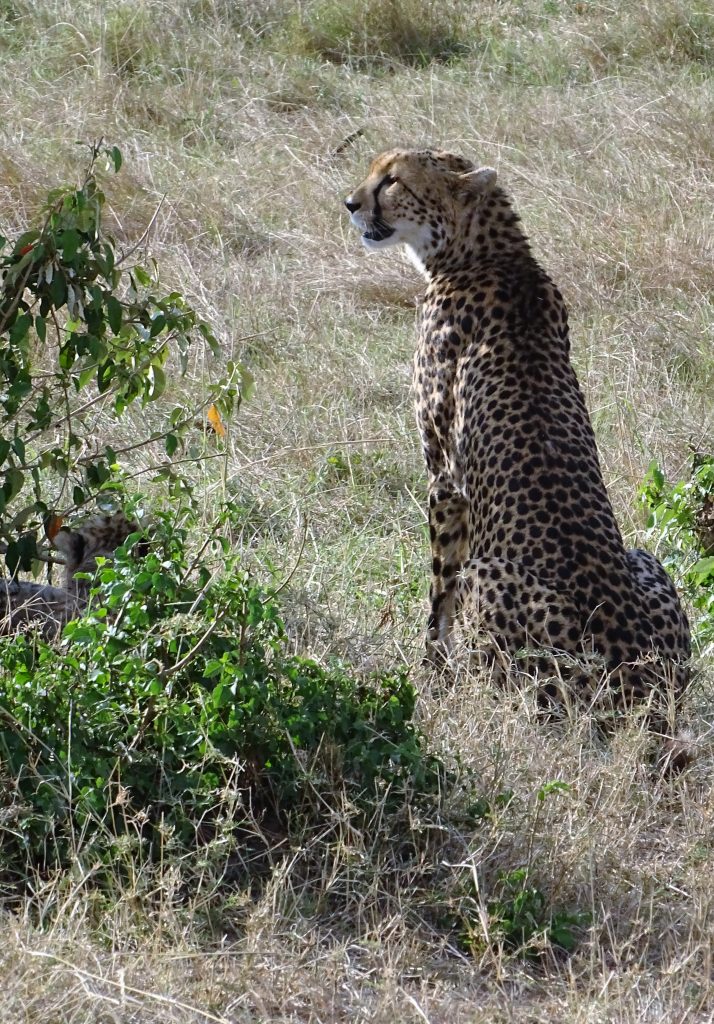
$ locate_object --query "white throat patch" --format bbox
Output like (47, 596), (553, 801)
(404, 244), (428, 278)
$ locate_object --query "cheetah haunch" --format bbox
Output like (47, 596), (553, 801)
(345, 148), (690, 749)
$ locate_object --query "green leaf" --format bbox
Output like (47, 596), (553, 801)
(5, 533), (38, 575)
(59, 229), (81, 261)
(9, 312), (32, 347)
(106, 295), (123, 335)
(49, 273), (67, 308)
(147, 364), (166, 402)
(549, 923), (576, 951)
(198, 321), (221, 357)
(4, 249), (35, 283)
(78, 366), (96, 389)
(59, 338), (76, 371)
(537, 780), (572, 801)
(111, 146), (123, 173)
(133, 265), (151, 288)
(34, 315), (47, 343)
(101, 242), (115, 276)
(29, 394), (51, 430)
(4, 467), (24, 502)
(13, 230), (40, 255)
(691, 556), (714, 581)
(97, 361), (114, 393)
(149, 314), (166, 338)
(165, 433), (179, 457)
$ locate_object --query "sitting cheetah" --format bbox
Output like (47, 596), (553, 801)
(0, 512), (139, 634)
(345, 148), (690, 753)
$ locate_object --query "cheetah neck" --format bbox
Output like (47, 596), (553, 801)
(411, 189), (533, 281)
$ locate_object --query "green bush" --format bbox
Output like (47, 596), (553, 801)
(0, 507), (441, 882)
(641, 455), (714, 645)
(459, 784), (590, 958)
(482, 867), (589, 956)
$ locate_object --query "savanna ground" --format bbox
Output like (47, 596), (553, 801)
(1, 0), (713, 1020)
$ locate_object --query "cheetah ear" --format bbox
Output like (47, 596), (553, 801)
(457, 166), (498, 195)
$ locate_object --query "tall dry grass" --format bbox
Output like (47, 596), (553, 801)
(0, 0), (712, 1020)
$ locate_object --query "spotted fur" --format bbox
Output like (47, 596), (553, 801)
(53, 511), (139, 594)
(345, 148), (690, 749)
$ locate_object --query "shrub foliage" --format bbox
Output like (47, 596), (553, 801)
(0, 150), (437, 887)
(641, 455), (714, 646)
(0, 507), (440, 881)
(0, 141), (243, 575)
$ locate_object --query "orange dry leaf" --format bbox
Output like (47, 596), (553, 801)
(207, 404), (227, 438)
(44, 513), (64, 541)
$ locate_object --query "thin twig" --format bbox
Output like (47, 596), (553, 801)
(181, 515), (228, 588)
(115, 193), (167, 267)
(267, 511), (308, 601)
(157, 611), (227, 682)
(117, 451), (229, 485)
(224, 436), (400, 481)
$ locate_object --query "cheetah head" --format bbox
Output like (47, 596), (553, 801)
(344, 148), (497, 267)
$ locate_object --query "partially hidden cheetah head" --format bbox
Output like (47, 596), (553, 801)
(53, 511), (141, 590)
(344, 148), (497, 266)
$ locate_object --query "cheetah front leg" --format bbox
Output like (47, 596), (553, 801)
(425, 474), (469, 666)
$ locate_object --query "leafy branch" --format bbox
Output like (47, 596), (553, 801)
(0, 141), (250, 575)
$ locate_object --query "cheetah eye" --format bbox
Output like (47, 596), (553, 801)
(383, 174), (398, 186)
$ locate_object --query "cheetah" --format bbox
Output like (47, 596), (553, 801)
(0, 512), (139, 634)
(345, 148), (690, 755)
(53, 511), (139, 597)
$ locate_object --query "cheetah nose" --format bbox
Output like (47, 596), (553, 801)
(344, 198), (361, 213)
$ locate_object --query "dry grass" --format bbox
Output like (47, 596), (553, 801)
(0, 0), (713, 1020)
